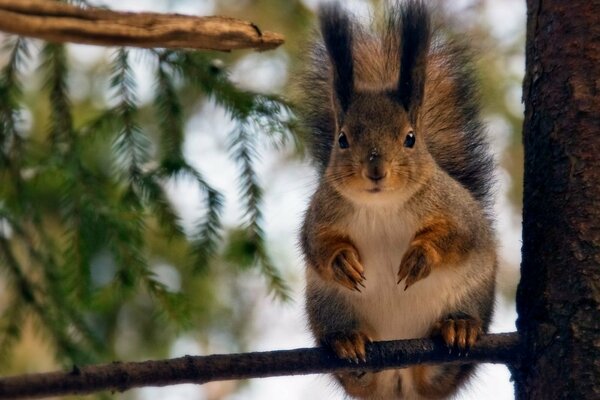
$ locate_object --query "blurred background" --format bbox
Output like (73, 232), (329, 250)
(0, 0), (525, 399)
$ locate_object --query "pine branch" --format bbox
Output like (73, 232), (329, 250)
(0, 6), (295, 370)
(10, 220), (105, 358)
(154, 60), (184, 162)
(105, 48), (194, 327)
(229, 123), (290, 300)
(158, 52), (295, 288)
(164, 51), (256, 117)
(0, 237), (93, 364)
(0, 297), (23, 369)
(60, 186), (93, 304)
(0, 237), (37, 311)
(0, 38), (26, 147)
(139, 172), (185, 239)
(144, 275), (191, 326)
(0, 0), (284, 51)
(40, 40), (107, 341)
(190, 187), (223, 272)
(250, 96), (297, 150)
(0, 333), (521, 400)
(0, 37), (28, 178)
(156, 161), (224, 273)
(41, 42), (72, 146)
(110, 48), (149, 181)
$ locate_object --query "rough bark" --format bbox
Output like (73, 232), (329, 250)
(515, 1), (600, 399)
(0, 0), (283, 51)
(0, 333), (519, 399)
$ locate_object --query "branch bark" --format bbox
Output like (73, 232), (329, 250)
(0, 0), (284, 51)
(0, 332), (519, 399)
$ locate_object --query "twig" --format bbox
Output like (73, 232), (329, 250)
(0, 0), (284, 51)
(0, 332), (520, 399)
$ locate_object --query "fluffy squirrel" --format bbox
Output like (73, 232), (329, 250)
(297, 1), (497, 399)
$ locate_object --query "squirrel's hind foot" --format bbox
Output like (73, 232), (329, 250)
(431, 314), (482, 350)
(324, 330), (372, 363)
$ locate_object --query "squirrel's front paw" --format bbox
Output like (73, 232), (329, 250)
(327, 246), (365, 292)
(397, 245), (432, 290)
(325, 331), (372, 363)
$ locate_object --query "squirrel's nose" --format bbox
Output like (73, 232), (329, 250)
(365, 164), (387, 182)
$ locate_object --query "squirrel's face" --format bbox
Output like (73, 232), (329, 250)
(325, 92), (434, 205)
(318, 1), (433, 205)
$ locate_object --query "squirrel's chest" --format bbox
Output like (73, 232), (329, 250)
(344, 208), (454, 341)
(346, 207), (414, 278)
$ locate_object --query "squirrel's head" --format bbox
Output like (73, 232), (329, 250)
(319, 2), (434, 205)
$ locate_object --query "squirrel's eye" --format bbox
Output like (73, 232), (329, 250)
(338, 132), (350, 149)
(404, 131), (415, 148)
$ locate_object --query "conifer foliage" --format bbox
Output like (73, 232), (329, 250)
(0, 31), (294, 368)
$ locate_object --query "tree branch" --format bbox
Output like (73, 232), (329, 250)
(0, 332), (520, 399)
(0, 0), (284, 51)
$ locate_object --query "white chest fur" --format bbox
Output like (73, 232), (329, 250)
(342, 204), (467, 341)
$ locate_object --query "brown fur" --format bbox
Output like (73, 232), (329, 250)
(311, 228), (365, 291)
(298, 2), (497, 399)
(295, 4), (494, 206)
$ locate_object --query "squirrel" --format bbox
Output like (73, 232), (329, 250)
(297, 1), (497, 399)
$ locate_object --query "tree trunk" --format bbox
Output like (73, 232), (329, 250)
(516, 1), (600, 399)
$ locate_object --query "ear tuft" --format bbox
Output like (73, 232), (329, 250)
(395, 0), (431, 121)
(319, 4), (354, 113)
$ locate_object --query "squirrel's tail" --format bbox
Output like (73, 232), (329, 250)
(296, 0), (495, 210)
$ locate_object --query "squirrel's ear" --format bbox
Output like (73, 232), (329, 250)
(395, 1), (430, 123)
(319, 4), (354, 113)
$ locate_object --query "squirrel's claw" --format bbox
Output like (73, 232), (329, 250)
(432, 315), (482, 351)
(331, 246), (366, 291)
(326, 331), (371, 363)
(397, 244), (432, 289)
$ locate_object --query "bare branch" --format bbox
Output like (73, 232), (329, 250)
(0, 0), (284, 51)
(0, 332), (520, 399)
